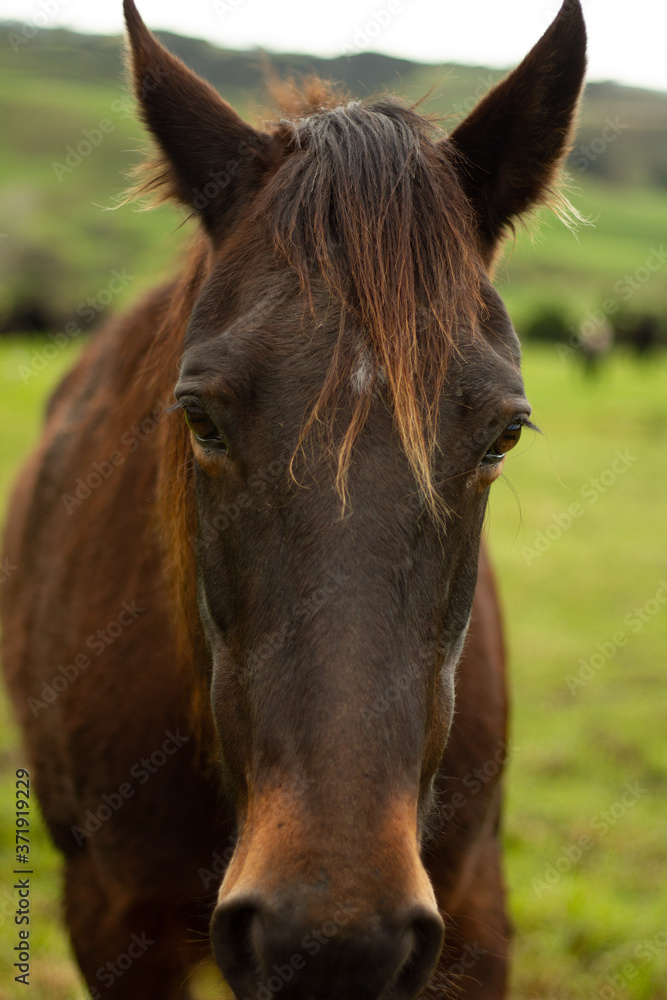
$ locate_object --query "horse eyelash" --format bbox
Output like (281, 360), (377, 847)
(516, 415), (541, 435)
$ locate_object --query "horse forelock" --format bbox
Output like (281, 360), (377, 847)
(257, 94), (485, 514)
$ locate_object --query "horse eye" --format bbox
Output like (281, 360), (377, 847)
(183, 405), (227, 451)
(480, 420), (523, 466)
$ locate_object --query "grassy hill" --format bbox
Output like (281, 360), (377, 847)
(1, 23), (667, 341)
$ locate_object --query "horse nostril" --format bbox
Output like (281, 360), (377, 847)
(210, 898), (263, 993)
(394, 907), (445, 999)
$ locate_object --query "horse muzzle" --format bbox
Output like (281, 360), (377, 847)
(211, 891), (444, 1000)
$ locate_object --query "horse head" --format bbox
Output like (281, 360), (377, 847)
(123, 3), (586, 996)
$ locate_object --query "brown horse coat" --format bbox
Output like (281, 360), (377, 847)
(1, 2), (586, 997)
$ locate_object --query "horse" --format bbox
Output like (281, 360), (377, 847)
(1, 1), (586, 997)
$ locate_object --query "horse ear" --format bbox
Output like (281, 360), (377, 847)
(450, 0), (586, 262)
(123, 0), (279, 239)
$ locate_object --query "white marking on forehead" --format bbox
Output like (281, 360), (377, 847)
(350, 342), (387, 395)
(351, 346), (374, 395)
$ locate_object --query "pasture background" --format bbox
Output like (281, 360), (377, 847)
(1, 18), (667, 1000)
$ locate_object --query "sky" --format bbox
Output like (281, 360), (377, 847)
(3, 0), (667, 93)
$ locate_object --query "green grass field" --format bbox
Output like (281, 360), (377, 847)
(0, 334), (665, 999)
